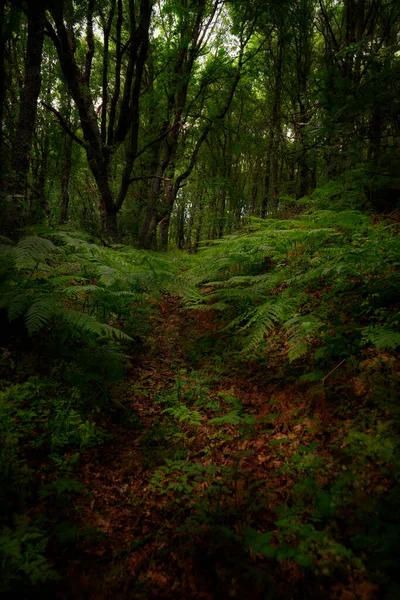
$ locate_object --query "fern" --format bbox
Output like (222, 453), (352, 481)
(183, 208), (399, 366)
(14, 236), (57, 269)
(362, 326), (400, 350)
(25, 297), (57, 334)
(61, 310), (132, 341)
(0, 229), (184, 347)
(284, 316), (323, 362)
(241, 300), (292, 353)
(0, 290), (33, 321)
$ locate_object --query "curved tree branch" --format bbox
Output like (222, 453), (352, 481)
(41, 101), (86, 148)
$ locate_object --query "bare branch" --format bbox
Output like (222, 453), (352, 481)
(41, 101), (86, 148)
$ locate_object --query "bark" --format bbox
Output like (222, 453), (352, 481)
(159, 216), (170, 252)
(186, 204), (194, 249)
(96, 169), (118, 238)
(175, 203), (185, 250)
(139, 210), (158, 250)
(101, 0), (116, 144)
(261, 140), (272, 218)
(107, 0), (123, 147)
(0, 0), (5, 185)
(344, 0), (357, 80)
(298, 160), (310, 199)
(262, 28), (284, 216)
(101, 209), (118, 240)
(218, 192), (226, 239)
(138, 165), (164, 249)
(37, 132), (50, 216)
(268, 30), (284, 210)
(193, 205), (203, 253)
(296, 98), (310, 198)
(158, 180), (176, 251)
(250, 160), (261, 216)
(60, 132), (73, 224)
(9, 0), (46, 200)
(294, 1), (313, 198)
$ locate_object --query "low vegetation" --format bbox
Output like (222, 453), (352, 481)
(1, 201), (399, 597)
(1, 0), (399, 597)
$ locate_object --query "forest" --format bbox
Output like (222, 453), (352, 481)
(0, 0), (400, 598)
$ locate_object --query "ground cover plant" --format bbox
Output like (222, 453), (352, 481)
(1, 0), (400, 597)
(1, 207), (399, 598)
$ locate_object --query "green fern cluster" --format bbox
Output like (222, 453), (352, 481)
(185, 210), (400, 363)
(0, 229), (184, 342)
(0, 229), (188, 593)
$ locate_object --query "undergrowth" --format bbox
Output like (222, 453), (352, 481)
(0, 228), (183, 593)
(1, 206), (399, 598)
(140, 209), (400, 598)
(186, 209), (400, 363)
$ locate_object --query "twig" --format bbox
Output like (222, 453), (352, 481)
(321, 359), (346, 384)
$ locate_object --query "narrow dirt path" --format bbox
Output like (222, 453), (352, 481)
(58, 296), (351, 600)
(60, 296), (219, 599)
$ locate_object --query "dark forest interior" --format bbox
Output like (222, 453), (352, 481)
(1, 1), (400, 598)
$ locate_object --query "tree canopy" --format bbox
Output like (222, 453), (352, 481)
(1, 0), (399, 245)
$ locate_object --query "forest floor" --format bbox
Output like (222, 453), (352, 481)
(58, 295), (378, 600)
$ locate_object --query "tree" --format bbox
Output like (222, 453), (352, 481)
(46, 0), (152, 239)
(3, 0), (46, 234)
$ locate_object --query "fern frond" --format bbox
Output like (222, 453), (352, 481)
(63, 284), (102, 298)
(15, 236), (57, 269)
(284, 315), (323, 362)
(105, 290), (139, 298)
(0, 290), (33, 321)
(96, 265), (119, 286)
(241, 300), (292, 353)
(25, 297), (57, 334)
(362, 326), (400, 350)
(62, 309), (132, 342)
(0, 243), (16, 259)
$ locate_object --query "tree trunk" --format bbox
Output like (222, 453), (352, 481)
(186, 205), (194, 250)
(138, 169), (163, 249)
(176, 202), (185, 249)
(60, 132), (73, 224)
(250, 161), (260, 215)
(269, 30), (284, 210)
(298, 160), (309, 199)
(296, 98), (310, 198)
(368, 108), (382, 163)
(10, 1), (45, 193)
(261, 144), (272, 218)
(96, 173), (119, 239)
(48, 0), (152, 240)
(7, 0), (46, 228)
(218, 191), (226, 238)
(101, 209), (118, 240)
(37, 131), (50, 217)
(159, 216), (170, 252)
(0, 0), (5, 186)
(158, 180), (177, 251)
(194, 210), (203, 253)
(139, 208), (158, 249)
